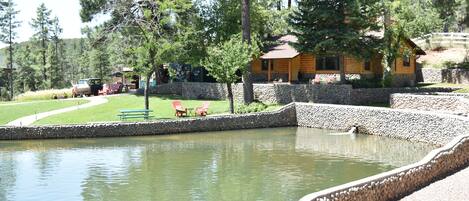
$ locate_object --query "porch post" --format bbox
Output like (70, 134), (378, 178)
(288, 59), (292, 83)
(268, 59), (271, 82)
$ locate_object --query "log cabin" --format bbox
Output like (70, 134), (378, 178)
(251, 35), (426, 87)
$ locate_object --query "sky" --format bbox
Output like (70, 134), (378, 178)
(0, 0), (107, 48)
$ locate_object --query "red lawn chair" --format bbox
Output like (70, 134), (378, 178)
(172, 100), (187, 117)
(196, 101), (211, 117)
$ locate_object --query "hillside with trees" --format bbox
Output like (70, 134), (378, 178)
(0, 0), (467, 101)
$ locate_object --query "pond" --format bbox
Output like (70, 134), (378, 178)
(0, 127), (435, 201)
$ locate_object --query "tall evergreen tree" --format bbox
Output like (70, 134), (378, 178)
(89, 44), (110, 81)
(290, 0), (382, 83)
(30, 3), (52, 86)
(48, 17), (63, 88)
(0, 0), (20, 100)
(15, 44), (38, 92)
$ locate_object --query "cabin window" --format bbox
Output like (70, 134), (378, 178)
(316, 56), (339, 71)
(403, 55), (411, 67)
(364, 60), (371, 71)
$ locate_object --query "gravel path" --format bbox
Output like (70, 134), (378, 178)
(6, 96), (108, 126)
(401, 165), (469, 201)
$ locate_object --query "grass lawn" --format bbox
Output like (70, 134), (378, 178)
(0, 99), (89, 125)
(36, 94), (277, 125)
(417, 83), (469, 93)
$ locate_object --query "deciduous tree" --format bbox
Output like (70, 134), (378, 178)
(202, 35), (259, 113)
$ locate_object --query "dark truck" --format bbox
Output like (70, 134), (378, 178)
(72, 78), (103, 97)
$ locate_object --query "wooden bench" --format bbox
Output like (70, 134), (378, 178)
(118, 109), (154, 120)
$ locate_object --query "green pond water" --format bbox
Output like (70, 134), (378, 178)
(0, 127), (435, 201)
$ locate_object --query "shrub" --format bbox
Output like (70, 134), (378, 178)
(348, 78), (382, 88)
(444, 60), (469, 69)
(235, 101), (268, 114)
(15, 88), (73, 102)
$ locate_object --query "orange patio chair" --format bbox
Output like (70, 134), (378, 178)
(172, 100), (187, 117)
(196, 101), (211, 117)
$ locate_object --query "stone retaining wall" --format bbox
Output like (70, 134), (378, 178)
(300, 134), (469, 201)
(295, 103), (469, 201)
(350, 87), (455, 105)
(150, 82), (454, 105)
(419, 68), (469, 84)
(442, 68), (469, 84)
(295, 103), (469, 145)
(0, 103), (297, 140)
(391, 93), (469, 116)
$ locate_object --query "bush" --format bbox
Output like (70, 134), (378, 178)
(444, 60), (469, 69)
(381, 74), (393, 88)
(235, 101), (268, 114)
(348, 78), (382, 88)
(15, 88), (73, 102)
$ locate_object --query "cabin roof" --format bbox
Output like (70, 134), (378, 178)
(260, 34), (425, 59)
(260, 35), (300, 59)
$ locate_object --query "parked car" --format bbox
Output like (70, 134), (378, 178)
(72, 78), (103, 97)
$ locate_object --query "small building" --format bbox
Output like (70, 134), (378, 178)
(251, 35), (426, 86)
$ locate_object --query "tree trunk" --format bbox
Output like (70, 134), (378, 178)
(144, 71), (153, 110)
(241, 0), (254, 104)
(42, 38), (47, 82)
(8, 16), (13, 101)
(339, 55), (346, 84)
(277, 1), (281, 10)
(288, 0), (291, 8)
(227, 83), (234, 114)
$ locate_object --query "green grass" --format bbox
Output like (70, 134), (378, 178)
(0, 99), (89, 125)
(35, 95), (229, 125)
(417, 83), (469, 93)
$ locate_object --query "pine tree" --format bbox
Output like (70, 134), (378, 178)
(89, 44), (110, 82)
(289, 0), (382, 83)
(30, 3), (52, 87)
(15, 44), (38, 92)
(0, 0), (20, 100)
(48, 16), (63, 88)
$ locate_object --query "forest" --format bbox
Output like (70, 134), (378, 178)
(0, 0), (467, 101)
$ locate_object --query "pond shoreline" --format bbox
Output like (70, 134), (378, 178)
(1, 103), (469, 201)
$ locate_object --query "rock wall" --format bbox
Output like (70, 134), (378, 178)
(418, 68), (443, 83)
(350, 87), (455, 105)
(300, 134), (469, 201)
(391, 93), (469, 116)
(442, 68), (469, 84)
(419, 68), (469, 84)
(295, 103), (469, 145)
(295, 103), (469, 201)
(151, 82), (455, 105)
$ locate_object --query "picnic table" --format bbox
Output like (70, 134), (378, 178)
(118, 109), (154, 120)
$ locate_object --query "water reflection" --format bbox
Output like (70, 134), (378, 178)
(0, 127), (435, 201)
(295, 127), (434, 167)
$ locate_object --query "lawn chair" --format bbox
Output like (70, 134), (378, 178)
(196, 101), (211, 117)
(172, 100), (187, 117)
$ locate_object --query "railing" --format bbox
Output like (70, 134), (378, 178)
(413, 32), (469, 49)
